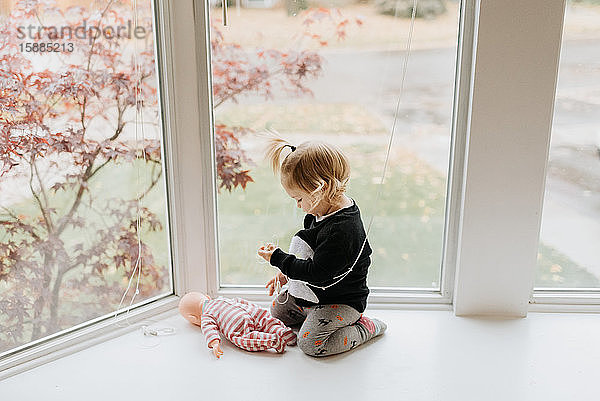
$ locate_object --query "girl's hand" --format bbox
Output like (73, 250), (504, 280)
(266, 272), (288, 296)
(258, 243), (276, 262)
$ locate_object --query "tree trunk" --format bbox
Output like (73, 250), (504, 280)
(30, 247), (56, 341)
(48, 270), (65, 333)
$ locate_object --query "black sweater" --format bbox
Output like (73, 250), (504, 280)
(269, 201), (372, 313)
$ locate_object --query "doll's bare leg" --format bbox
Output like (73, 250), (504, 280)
(269, 290), (307, 327)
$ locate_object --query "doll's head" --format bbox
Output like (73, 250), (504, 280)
(178, 292), (210, 326)
(266, 139), (350, 216)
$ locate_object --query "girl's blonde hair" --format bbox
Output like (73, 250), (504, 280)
(265, 136), (350, 207)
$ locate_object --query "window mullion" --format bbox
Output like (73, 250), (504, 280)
(454, 0), (567, 316)
(170, 0), (218, 296)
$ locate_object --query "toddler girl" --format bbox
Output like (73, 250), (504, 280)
(257, 138), (386, 357)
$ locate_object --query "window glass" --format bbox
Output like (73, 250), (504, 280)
(0, 0), (172, 356)
(536, 0), (600, 290)
(208, 0), (460, 290)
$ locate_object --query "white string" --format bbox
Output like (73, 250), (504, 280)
(111, 0), (141, 328)
(299, 0), (419, 292)
(111, 1), (174, 341)
(131, 0), (144, 309)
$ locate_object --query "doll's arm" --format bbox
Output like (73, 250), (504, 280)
(200, 314), (221, 351)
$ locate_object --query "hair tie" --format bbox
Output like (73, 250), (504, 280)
(285, 144), (296, 152)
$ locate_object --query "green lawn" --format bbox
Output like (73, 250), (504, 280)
(217, 103), (388, 135)
(536, 243), (600, 288)
(218, 144), (453, 288)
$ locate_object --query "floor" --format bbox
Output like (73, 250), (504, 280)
(1, 308), (599, 401)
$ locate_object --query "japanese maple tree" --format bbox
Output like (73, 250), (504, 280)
(0, 0), (167, 347)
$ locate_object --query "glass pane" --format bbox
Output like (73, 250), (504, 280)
(0, 0), (172, 356)
(536, 0), (600, 289)
(209, 0), (459, 289)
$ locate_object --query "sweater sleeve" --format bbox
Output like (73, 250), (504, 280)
(200, 314), (221, 348)
(270, 224), (354, 284)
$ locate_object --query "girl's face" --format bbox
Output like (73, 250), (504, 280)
(282, 181), (319, 215)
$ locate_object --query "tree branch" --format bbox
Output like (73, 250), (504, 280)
(0, 207), (42, 242)
(212, 65), (292, 108)
(88, 103), (126, 180)
(88, 157), (112, 180)
(32, 157), (53, 231)
(55, 49), (128, 237)
(81, 0), (116, 139)
(0, 206), (19, 218)
(54, 165), (91, 236)
(27, 155), (52, 234)
(41, 94), (64, 120)
(136, 160), (162, 202)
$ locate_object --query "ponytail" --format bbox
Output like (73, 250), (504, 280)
(265, 136), (295, 176)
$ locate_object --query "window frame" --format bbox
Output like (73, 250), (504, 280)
(206, 0), (478, 308)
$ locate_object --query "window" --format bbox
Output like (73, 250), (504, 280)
(535, 0), (600, 292)
(0, 0), (173, 359)
(1, 0), (597, 381)
(207, 0), (461, 297)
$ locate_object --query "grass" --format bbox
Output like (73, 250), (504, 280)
(217, 141), (451, 288)
(217, 103), (388, 135)
(536, 243), (600, 288)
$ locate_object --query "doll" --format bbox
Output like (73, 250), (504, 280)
(178, 292), (297, 358)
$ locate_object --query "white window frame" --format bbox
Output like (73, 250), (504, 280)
(210, 0), (479, 309)
(2, 0), (599, 381)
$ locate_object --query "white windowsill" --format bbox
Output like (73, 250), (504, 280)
(1, 308), (599, 401)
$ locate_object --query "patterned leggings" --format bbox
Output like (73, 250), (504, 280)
(270, 290), (372, 357)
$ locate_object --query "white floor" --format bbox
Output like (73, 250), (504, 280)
(1, 308), (599, 401)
